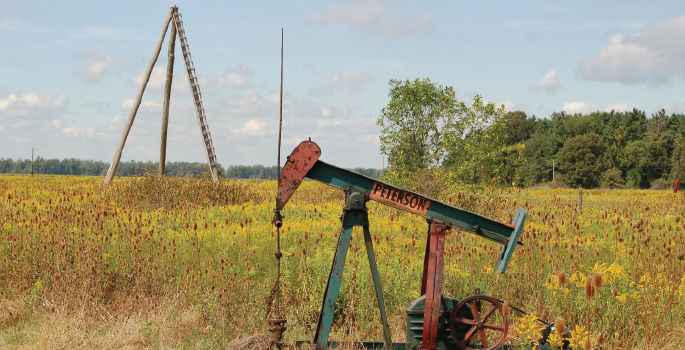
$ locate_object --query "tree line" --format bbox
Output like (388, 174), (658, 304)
(0, 157), (385, 180)
(378, 78), (685, 189)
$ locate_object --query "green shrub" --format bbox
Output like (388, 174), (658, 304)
(603, 169), (624, 189)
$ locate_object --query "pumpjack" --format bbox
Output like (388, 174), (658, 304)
(271, 140), (528, 350)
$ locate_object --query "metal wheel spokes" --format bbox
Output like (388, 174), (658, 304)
(449, 295), (508, 350)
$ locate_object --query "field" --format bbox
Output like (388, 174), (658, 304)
(0, 174), (684, 349)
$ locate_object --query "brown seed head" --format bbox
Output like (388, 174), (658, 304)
(592, 273), (603, 288)
(584, 338), (592, 350)
(611, 288), (618, 297)
(558, 272), (567, 285)
(597, 333), (605, 346)
(593, 306), (600, 314)
(585, 277), (594, 298)
(554, 319), (565, 335)
(502, 301), (509, 316)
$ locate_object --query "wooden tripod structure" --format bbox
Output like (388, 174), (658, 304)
(104, 5), (220, 185)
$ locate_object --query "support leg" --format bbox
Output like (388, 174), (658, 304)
(104, 6), (175, 185)
(421, 223), (448, 350)
(313, 223), (353, 350)
(159, 8), (177, 177)
(363, 225), (393, 350)
(420, 223), (432, 296)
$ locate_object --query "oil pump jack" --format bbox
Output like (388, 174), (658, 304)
(270, 140), (527, 350)
(266, 29), (526, 350)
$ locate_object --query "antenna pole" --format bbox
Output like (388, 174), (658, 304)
(277, 27), (284, 318)
(269, 28), (287, 344)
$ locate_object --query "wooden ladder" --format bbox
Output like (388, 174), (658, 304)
(173, 12), (220, 182)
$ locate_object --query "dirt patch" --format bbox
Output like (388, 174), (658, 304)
(228, 334), (278, 350)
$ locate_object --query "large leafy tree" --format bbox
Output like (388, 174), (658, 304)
(505, 111), (537, 145)
(558, 133), (608, 188)
(623, 140), (649, 188)
(523, 132), (555, 184)
(377, 78), (457, 173)
(670, 136), (685, 182)
(443, 96), (522, 184)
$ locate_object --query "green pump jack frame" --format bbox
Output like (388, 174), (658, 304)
(276, 141), (528, 350)
(311, 194), (394, 350)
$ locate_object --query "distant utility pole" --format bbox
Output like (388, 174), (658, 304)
(552, 160), (555, 185)
(578, 187), (583, 213)
(31, 148), (34, 177)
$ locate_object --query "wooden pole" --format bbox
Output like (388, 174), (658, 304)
(552, 160), (555, 184)
(31, 148), (34, 177)
(578, 187), (583, 213)
(104, 5), (175, 185)
(159, 7), (177, 177)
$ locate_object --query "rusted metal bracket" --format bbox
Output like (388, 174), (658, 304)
(271, 209), (284, 228)
(268, 315), (288, 345)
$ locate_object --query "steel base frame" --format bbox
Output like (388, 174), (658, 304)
(312, 205), (393, 350)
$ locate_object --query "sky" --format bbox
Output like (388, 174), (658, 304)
(1, 0), (685, 169)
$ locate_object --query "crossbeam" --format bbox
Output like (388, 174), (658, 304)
(277, 140), (526, 274)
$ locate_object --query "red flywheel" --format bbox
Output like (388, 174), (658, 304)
(449, 295), (509, 350)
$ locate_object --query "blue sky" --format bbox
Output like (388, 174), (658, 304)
(1, 0), (685, 168)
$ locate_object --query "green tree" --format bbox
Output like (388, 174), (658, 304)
(623, 140), (648, 188)
(644, 135), (670, 181)
(523, 132), (555, 184)
(505, 111), (537, 145)
(557, 133), (608, 188)
(603, 168), (624, 189)
(377, 78), (457, 174)
(670, 136), (685, 182)
(443, 96), (521, 184)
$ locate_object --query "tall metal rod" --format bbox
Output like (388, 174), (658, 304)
(268, 28), (286, 343)
(276, 27), (284, 318)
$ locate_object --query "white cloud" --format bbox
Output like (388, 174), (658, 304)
(308, 70), (372, 96)
(0, 92), (68, 118)
(130, 65), (226, 94)
(654, 102), (685, 115)
(74, 51), (118, 84)
(307, 0), (435, 40)
(529, 70), (564, 95)
(578, 16), (685, 85)
(561, 101), (635, 114)
(294, 99), (355, 119)
(120, 99), (162, 114)
(130, 66), (189, 94)
(221, 90), (283, 118)
(237, 119), (272, 137)
(225, 64), (253, 88)
(499, 100), (529, 113)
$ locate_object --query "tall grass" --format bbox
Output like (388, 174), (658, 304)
(0, 173), (683, 348)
